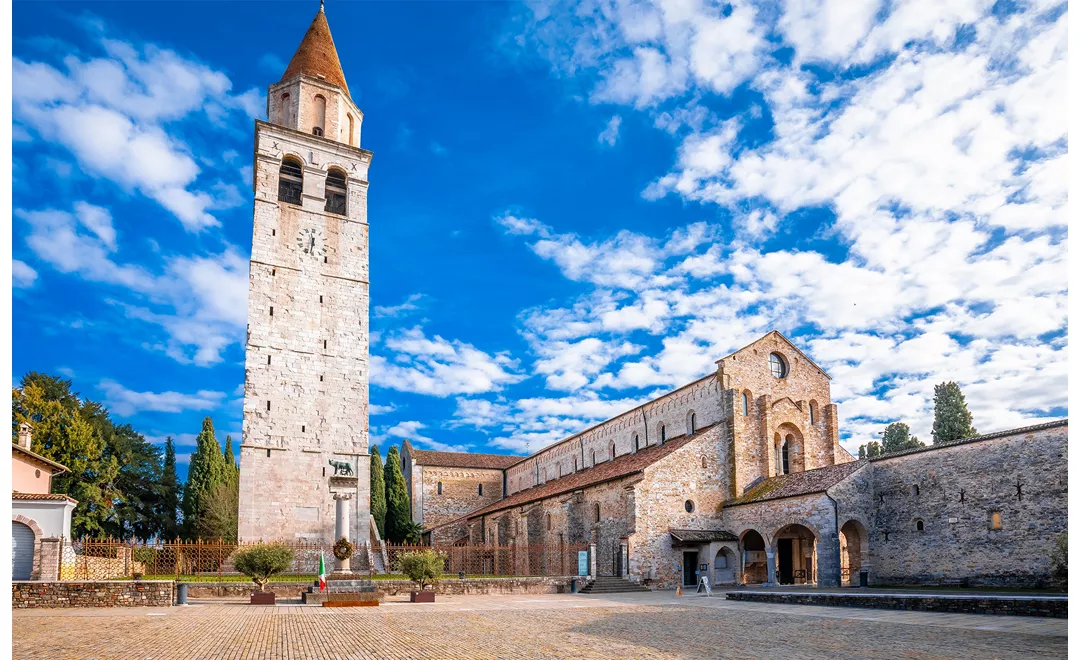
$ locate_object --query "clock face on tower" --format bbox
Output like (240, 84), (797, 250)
(297, 228), (325, 257)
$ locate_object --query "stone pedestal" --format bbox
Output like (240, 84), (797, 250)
(333, 493), (351, 574)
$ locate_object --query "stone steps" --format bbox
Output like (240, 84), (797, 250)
(579, 578), (651, 594)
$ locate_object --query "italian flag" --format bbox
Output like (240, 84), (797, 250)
(318, 552), (327, 592)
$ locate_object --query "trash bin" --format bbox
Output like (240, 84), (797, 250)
(859, 569), (868, 588)
(571, 578), (578, 594)
(176, 582), (189, 605)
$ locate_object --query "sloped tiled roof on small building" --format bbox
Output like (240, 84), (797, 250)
(725, 460), (867, 507)
(12, 443), (68, 474)
(670, 529), (738, 544)
(13, 491), (78, 504)
(409, 448), (521, 470)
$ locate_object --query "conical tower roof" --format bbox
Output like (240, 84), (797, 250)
(280, 3), (350, 96)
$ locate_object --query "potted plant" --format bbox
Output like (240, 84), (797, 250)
(233, 543), (295, 605)
(396, 549), (444, 603)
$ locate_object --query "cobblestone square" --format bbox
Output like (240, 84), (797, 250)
(11, 593), (1066, 659)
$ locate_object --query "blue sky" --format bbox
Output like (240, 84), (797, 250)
(12, 0), (1067, 478)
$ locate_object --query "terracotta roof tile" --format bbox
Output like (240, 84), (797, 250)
(670, 529), (738, 544)
(11, 443), (68, 473)
(13, 491), (78, 504)
(410, 448), (521, 470)
(281, 6), (350, 96)
(725, 460), (867, 507)
(462, 426), (708, 522)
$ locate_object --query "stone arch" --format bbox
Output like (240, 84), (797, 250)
(808, 399), (818, 425)
(839, 518), (869, 585)
(278, 155), (305, 204)
(657, 421), (667, 443)
(739, 528), (768, 584)
(686, 409), (698, 435)
(774, 522), (818, 585)
(775, 423), (806, 474)
(12, 514), (43, 580)
(714, 547), (738, 585)
(312, 93), (327, 136)
(741, 389), (752, 416)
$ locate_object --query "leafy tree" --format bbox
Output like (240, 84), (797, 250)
(370, 445), (387, 539)
(12, 376), (121, 538)
(932, 382), (977, 444)
(223, 434), (238, 478)
(858, 441), (882, 459)
(881, 422), (925, 454)
(384, 445), (412, 543)
(182, 417), (230, 539)
(234, 543), (295, 592)
(395, 549), (444, 591)
(196, 478), (239, 542)
(159, 438), (182, 540)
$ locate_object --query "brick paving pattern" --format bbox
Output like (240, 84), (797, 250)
(12, 593), (1066, 659)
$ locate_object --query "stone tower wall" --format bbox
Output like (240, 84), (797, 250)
(238, 116), (372, 543)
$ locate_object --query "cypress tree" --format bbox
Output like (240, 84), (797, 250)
(370, 445), (387, 539)
(932, 382), (977, 444)
(383, 445), (411, 543)
(223, 434), (238, 478)
(181, 417), (229, 539)
(160, 437), (181, 540)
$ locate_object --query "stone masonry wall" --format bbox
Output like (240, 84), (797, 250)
(717, 332), (840, 498)
(631, 426), (729, 588)
(505, 374), (723, 496)
(867, 424), (1067, 587)
(13, 581), (174, 608)
(418, 465), (505, 542)
(238, 114), (372, 544)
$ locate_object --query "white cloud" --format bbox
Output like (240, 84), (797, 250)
(382, 420), (469, 453)
(98, 379), (226, 417)
(372, 327), (524, 396)
(597, 114), (622, 146)
(375, 293), (425, 319)
(12, 260), (38, 288)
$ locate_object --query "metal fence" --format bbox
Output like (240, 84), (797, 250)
(59, 538), (586, 582)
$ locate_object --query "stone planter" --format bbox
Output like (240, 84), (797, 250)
(410, 590), (435, 603)
(250, 592), (276, 605)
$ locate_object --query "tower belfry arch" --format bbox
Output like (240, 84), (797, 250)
(238, 2), (372, 543)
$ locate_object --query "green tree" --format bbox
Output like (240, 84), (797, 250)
(932, 382), (977, 444)
(395, 548), (445, 591)
(881, 422), (925, 454)
(858, 441), (882, 459)
(369, 445), (387, 539)
(196, 478), (239, 542)
(384, 445), (412, 543)
(234, 543), (295, 592)
(181, 417), (230, 539)
(12, 376), (121, 538)
(159, 437), (182, 540)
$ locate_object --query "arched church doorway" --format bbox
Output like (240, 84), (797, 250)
(741, 529), (767, 584)
(714, 547), (737, 585)
(12, 521), (35, 580)
(775, 524), (817, 585)
(840, 519), (869, 585)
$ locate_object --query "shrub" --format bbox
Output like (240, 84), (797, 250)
(1050, 533), (1067, 591)
(233, 543), (295, 592)
(395, 549), (445, 591)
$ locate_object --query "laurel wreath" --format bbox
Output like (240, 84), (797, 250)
(332, 537), (355, 561)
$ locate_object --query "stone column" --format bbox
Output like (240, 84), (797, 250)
(764, 546), (777, 586)
(588, 542), (597, 578)
(334, 493), (351, 573)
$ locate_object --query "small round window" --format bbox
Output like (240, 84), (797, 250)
(769, 353), (788, 378)
(35, 469), (41, 478)
(684, 500), (695, 513)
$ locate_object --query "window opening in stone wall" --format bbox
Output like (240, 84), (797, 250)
(769, 352), (787, 378)
(437, 482), (442, 495)
(591, 450), (596, 466)
(879, 494), (885, 503)
(319, 295), (323, 304)
(781, 439), (789, 475)
(278, 158), (304, 205)
(266, 449), (271, 458)
(991, 511), (1002, 530)
(313, 94), (326, 136)
(742, 392), (749, 416)
(912, 485), (920, 496)
(272, 229), (276, 236)
(684, 500), (695, 513)
(546, 514), (552, 530)
(478, 484), (483, 496)
(915, 519), (924, 532)
(323, 340), (327, 349)
(272, 268), (276, 276)
(959, 489), (965, 503)
(301, 425), (305, 433)
(882, 530), (889, 543)
(594, 503), (601, 523)
(324, 256), (328, 263)
(634, 434), (641, 451)
(266, 401), (271, 412)
(660, 424), (666, 443)
(319, 375), (323, 382)
(323, 467), (326, 477)
(313, 127), (323, 137)
(690, 413), (697, 435)
(267, 355), (271, 365)
(325, 169), (348, 215)
(270, 306), (274, 317)
(701, 457), (707, 469)
(809, 401), (816, 425)
(610, 442), (616, 460)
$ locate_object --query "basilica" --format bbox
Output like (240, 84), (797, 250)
(239, 5), (1067, 591)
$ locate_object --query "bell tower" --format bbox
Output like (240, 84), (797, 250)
(238, 2), (372, 544)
